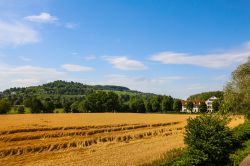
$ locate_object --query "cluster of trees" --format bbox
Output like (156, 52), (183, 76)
(222, 57), (250, 117)
(0, 89), (183, 114)
(187, 91), (223, 101)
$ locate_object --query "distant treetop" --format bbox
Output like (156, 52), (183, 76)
(187, 91), (223, 101)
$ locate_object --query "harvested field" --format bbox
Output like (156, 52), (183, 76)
(0, 113), (244, 166)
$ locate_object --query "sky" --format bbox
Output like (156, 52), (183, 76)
(0, 0), (250, 99)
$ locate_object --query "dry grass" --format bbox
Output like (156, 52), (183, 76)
(0, 113), (244, 166)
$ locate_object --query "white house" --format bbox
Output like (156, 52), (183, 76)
(205, 96), (217, 113)
(181, 96), (217, 113)
(181, 100), (203, 113)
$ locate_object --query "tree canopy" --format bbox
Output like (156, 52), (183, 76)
(223, 58), (250, 117)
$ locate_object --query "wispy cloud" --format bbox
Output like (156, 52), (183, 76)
(95, 74), (184, 95)
(24, 12), (58, 23)
(150, 42), (250, 68)
(65, 22), (78, 29)
(11, 78), (40, 87)
(19, 56), (31, 61)
(213, 75), (229, 81)
(104, 56), (147, 70)
(84, 55), (96, 61)
(0, 64), (64, 90)
(0, 20), (39, 47)
(61, 64), (94, 72)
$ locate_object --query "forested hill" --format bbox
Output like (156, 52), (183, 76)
(0, 80), (150, 96)
(187, 91), (223, 101)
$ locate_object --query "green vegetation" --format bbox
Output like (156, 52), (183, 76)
(173, 100), (182, 112)
(185, 101), (193, 112)
(223, 57), (250, 118)
(0, 80), (183, 114)
(187, 91), (223, 101)
(0, 99), (10, 114)
(156, 59), (250, 166)
(198, 101), (207, 113)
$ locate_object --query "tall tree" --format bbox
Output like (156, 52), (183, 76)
(129, 97), (146, 113)
(30, 98), (43, 113)
(150, 96), (161, 112)
(212, 99), (220, 112)
(173, 99), (182, 112)
(223, 57), (250, 117)
(199, 101), (207, 113)
(186, 101), (194, 112)
(161, 96), (174, 112)
(0, 99), (11, 114)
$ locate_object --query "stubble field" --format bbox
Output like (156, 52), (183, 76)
(0, 113), (244, 166)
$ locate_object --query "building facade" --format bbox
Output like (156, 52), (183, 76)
(181, 96), (217, 113)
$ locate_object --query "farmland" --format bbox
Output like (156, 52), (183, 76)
(0, 113), (244, 166)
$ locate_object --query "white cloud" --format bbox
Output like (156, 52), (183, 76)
(61, 64), (94, 72)
(19, 56), (31, 61)
(84, 55), (96, 61)
(24, 12), (58, 23)
(11, 78), (40, 87)
(96, 74), (184, 95)
(213, 75), (229, 81)
(104, 56), (147, 70)
(71, 52), (78, 55)
(65, 22), (78, 29)
(0, 64), (64, 90)
(150, 42), (250, 68)
(0, 20), (39, 46)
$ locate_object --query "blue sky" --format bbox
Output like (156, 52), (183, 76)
(0, 0), (250, 99)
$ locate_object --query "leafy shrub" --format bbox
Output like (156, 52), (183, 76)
(17, 105), (25, 114)
(229, 140), (250, 166)
(0, 99), (11, 114)
(183, 115), (235, 165)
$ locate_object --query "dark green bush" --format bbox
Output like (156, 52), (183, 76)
(17, 105), (25, 114)
(183, 115), (235, 165)
(229, 140), (250, 166)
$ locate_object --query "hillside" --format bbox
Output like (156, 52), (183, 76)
(1, 80), (130, 96)
(187, 91), (223, 101)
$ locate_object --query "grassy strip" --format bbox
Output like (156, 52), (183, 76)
(145, 148), (185, 166)
(229, 140), (250, 166)
(8, 107), (31, 114)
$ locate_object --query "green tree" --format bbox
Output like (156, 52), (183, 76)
(199, 101), (207, 113)
(104, 92), (120, 112)
(184, 115), (234, 165)
(17, 105), (25, 114)
(161, 96), (174, 112)
(223, 57), (250, 118)
(43, 99), (55, 113)
(129, 97), (146, 113)
(173, 99), (182, 112)
(144, 99), (152, 112)
(71, 101), (80, 113)
(186, 101), (194, 112)
(30, 98), (43, 113)
(150, 96), (161, 112)
(78, 100), (87, 113)
(63, 101), (72, 113)
(212, 99), (220, 112)
(24, 97), (32, 107)
(0, 99), (11, 114)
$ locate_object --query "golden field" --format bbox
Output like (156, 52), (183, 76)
(0, 113), (244, 166)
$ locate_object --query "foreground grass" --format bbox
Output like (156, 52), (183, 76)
(145, 148), (185, 166)
(229, 140), (250, 165)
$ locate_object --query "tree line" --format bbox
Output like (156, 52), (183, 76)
(0, 90), (183, 114)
